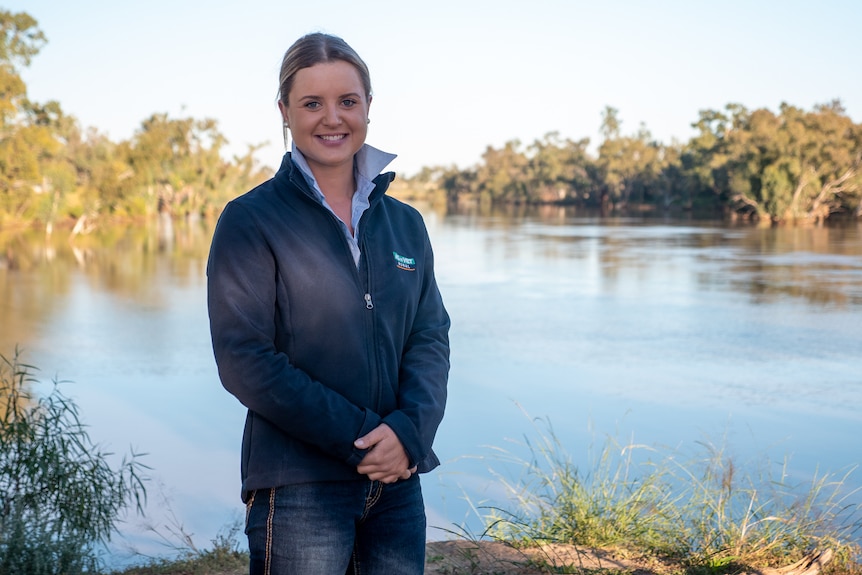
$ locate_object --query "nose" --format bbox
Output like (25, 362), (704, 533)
(323, 105), (342, 126)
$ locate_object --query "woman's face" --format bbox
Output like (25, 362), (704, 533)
(280, 60), (371, 177)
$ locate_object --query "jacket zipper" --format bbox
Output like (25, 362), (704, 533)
(359, 233), (382, 409)
(357, 187), (383, 311)
(289, 166), (384, 407)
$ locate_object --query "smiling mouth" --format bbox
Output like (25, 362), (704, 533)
(318, 134), (347, 141)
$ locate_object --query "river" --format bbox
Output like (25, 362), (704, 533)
(1, 205), (860, 564)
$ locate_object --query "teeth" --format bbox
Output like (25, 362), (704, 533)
(320, 134), (345, 141)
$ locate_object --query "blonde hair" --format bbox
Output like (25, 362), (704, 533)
(278, 33), (372, 105)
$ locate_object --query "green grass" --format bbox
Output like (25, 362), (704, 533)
(478, 415), (862, 574)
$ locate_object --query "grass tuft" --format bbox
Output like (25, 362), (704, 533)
(480, 415), (862, 574)
(109, 522), (249, 575)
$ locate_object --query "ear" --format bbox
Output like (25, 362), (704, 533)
(278, 100), (289, 124)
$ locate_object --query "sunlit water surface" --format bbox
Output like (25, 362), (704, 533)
(1, 206), (860, 565)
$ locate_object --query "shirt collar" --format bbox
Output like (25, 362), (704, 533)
(290, 142), (397, 197)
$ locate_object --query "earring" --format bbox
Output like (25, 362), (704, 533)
(282, 122), (291, 151)
(366, 118), (371, 124)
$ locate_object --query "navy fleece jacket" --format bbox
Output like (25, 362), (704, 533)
(207, 153), (450, 500)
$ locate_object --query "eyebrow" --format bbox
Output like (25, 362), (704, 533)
(297, 92), (363, 101)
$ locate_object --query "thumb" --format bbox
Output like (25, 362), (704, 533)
(354, 427), (383, 449)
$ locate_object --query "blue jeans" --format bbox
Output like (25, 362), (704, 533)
(245, 475), (425, 575)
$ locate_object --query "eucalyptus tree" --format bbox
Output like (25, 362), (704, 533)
(475, 139), (531, 203)
(597, 107), (666, 210)
(124, 112), (270, 218)
(435, 164), (478, 206)
(0, 10), (61, 225)
(525, 131), (594, 204)
(773, 101), (861, 221)
(686, 101), (861, 223)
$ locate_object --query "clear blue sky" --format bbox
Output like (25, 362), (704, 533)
(8, 0), (862, 176)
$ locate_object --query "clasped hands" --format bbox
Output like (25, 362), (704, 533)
(354, 423), (417, 483)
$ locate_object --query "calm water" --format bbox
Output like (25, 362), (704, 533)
(1, 206), (861, 563)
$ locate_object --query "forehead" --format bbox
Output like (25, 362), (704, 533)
(291, 60), (365, 96)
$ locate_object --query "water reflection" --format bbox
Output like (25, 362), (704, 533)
(1, 217), (212, 314)
(436, 208), (862, 308)
(1, 208), (860, 560)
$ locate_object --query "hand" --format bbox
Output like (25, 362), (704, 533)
(354, 424), (417, 483)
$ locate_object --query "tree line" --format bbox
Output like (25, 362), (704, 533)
(404, 103), (862, 225)
(3, 10), (861, 231)
(0, 10), (272, 234)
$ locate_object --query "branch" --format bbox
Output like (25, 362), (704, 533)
(789, 167), (816, 215)
(810, 165), (858, 215)
(730, 192), (765, 215)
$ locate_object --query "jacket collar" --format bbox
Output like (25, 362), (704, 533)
(284, 143), (396, 186)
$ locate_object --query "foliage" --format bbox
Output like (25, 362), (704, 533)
(0, 10), (57, 224)
(110, 522), (249, 575)
(688, 101), (862, 224)
(0, 350), (149, 575)
(2, 9), (860, 229)
(0, 10), (272, 231)
(597, 106), (668, 210)
(418, 100), (862, 224)
(483, 417), (862, 573)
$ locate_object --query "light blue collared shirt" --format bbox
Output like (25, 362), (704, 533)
(291, 143), (397, 267)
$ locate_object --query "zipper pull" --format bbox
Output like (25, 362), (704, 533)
(364, 293), (374, 310)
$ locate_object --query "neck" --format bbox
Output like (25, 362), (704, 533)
(311, 162), (355, 203)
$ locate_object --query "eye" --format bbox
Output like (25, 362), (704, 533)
(341, 98), (358, 108)
(304, 101), (321, 110)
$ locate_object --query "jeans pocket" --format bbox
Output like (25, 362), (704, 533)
(244, 489), (257, 533)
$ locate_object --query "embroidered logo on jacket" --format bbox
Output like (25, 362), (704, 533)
(393, 251), (416, 272)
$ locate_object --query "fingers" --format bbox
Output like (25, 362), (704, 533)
(354, 425), (387, 450)
(367, 466), (415, 484)
(358, 464), (418, 484)
(401, 466), (417, 480)
(355, 424), (412, 481)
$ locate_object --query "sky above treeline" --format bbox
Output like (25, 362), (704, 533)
(8, 0), (862, 176)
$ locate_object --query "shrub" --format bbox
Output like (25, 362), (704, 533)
(0, 350), (149, 575)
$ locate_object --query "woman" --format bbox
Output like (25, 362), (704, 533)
(207, 32), (450, 575)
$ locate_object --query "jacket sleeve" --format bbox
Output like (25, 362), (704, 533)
(381, 225), (450, 471)
(207, 201), (380, 466)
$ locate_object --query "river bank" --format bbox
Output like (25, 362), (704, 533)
(112, 541), (849, 575)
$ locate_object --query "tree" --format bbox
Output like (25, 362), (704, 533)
(597, 109), (666, 211)
(0, 10), (273, 229)
(688, 102), (862, 223)
(474, 139), (530, 203)
(777, 101), (861, 221)
(435, 164), (477, 207)
(599, 105), (621, 141)
(525, 132), (594, 204)
(0, 11), (58, 225)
